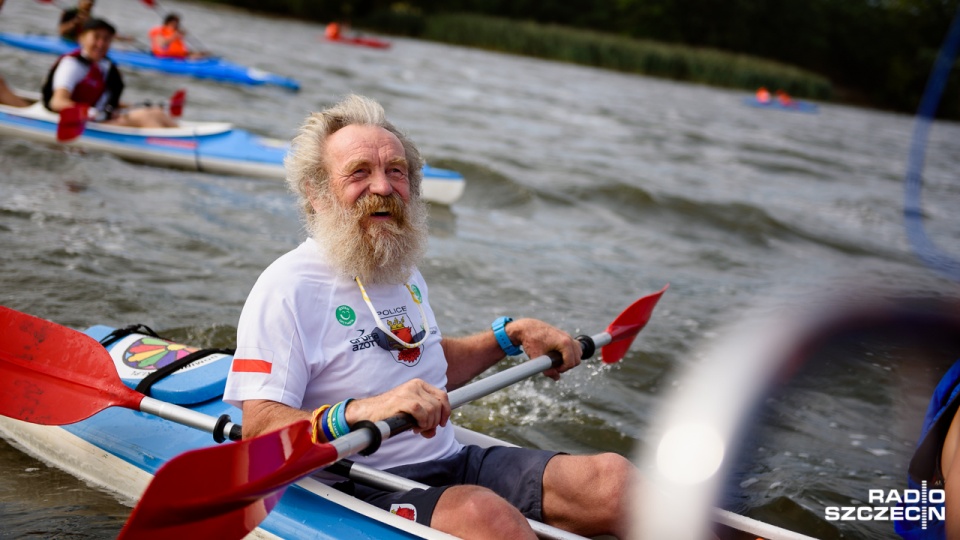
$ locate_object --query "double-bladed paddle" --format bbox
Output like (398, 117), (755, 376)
(117, 285), (668, 539)
(0, 285), (666, 539)
(55, 88), (187, 142)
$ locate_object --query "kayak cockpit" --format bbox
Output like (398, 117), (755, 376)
(7, 96), (234, 138)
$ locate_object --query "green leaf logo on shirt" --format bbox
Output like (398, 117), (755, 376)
(335, 305), (356, 326)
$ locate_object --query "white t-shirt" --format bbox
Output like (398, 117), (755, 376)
(224, 238), (462, 471)
(51, 56), (113, 111)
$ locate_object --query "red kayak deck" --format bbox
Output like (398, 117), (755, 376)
(323, 35), (391, 49)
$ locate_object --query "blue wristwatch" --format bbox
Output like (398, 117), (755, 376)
(492, 316), (523, 356)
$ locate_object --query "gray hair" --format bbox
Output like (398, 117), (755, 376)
(284, 94), (424, 224)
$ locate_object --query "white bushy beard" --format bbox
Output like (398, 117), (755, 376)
(308, 190), (428, 285)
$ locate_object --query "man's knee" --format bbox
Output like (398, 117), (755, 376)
(433, 485), (535, 539)
(592, 452), (635, 496)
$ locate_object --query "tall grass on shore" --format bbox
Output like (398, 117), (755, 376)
(414, 13), (832, 100)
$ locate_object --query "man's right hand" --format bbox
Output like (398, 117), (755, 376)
(345, 379), (451, 438)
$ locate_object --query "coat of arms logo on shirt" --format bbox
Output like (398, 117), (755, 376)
(372, 315), (426, 366)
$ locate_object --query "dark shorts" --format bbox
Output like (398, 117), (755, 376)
(334, 444), (559, 527)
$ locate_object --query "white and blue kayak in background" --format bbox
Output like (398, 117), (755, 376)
(0, 32), (300, 91)
(0, 97), (467, 205)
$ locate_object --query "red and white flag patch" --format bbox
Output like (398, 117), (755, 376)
(230, 358), (272, 374)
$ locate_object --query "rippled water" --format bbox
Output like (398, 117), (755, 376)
(2, 1), (960, 538)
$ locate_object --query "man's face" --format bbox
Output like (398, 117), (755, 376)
(306, 123), (426, 284)
(79, 0), (94, 13)
(320, 124), (411, 212)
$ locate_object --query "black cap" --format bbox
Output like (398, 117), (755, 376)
(80, 18), (116, 36)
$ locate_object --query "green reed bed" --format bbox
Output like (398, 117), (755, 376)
(419, 14), (832, 100)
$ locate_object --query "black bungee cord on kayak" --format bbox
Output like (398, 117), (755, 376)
(98, 323), (239, 442)
(904, 5), (960, 283)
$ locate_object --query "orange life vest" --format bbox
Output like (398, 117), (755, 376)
(149, 25), (189, 58)
(325, 23), (341, 40)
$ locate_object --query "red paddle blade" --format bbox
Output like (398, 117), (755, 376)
(169, 88), (186, 117)
(141, 0), (156, 7)
(119, 420), (338, 540)
(601, 284), (668, 364)
(0, 306), (144, 424)
(56, 104), (89, 142)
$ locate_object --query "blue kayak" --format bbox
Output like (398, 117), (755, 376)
(0, 97), (466, 205)
(742, 96), (819, 114)
(0, 32), (300, 91)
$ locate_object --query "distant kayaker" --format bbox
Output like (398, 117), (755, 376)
(756, 86), (771, 103)
(42, 18), (178, 128)
(149, 13), (208, 59)
(58, 0), (94, 41)
(776, 89), (794, 107)
(225, 94), (636, 539)
(325, 22), (342, 40)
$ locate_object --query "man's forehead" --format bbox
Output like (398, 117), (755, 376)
(327, 124), (404, 159)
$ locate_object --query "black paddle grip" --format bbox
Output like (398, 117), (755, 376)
(576, 335), (596, 359)
(212, 414), (237, 443)
(351, 420), (383, 456)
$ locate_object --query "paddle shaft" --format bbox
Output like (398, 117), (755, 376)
(307, 336), (602, 463)
(140, 395), (241, 442)
(447, 332), (607, 408)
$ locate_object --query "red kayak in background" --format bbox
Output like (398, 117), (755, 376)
(323, 22), (391, 49)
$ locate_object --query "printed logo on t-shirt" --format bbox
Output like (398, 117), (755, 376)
(335, 305), (356, 326)
(389, 503), (417, 521)
(372, 315), (426, 366)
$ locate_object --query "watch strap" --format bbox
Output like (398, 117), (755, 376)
(492, 316), (523, 356)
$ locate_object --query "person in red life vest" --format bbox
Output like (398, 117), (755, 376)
(755, 86), (771, 103)
(775, 89), (795, 107)
(42, 18), (177, 128)
(149, 13), (208, 59)
(325, 22), (342, 40)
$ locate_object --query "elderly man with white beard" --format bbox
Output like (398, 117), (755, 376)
(224, 94), (635, 539)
